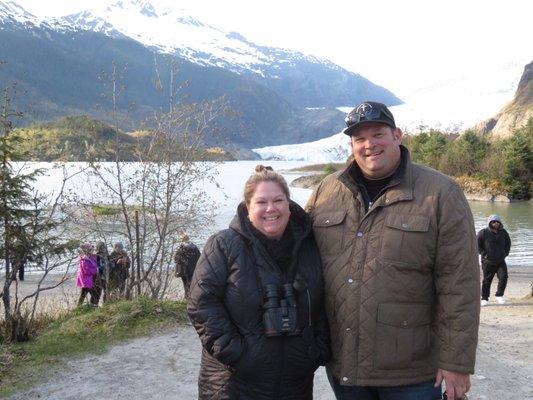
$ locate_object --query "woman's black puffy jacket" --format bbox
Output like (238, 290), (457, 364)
(187, 201), (330, 400)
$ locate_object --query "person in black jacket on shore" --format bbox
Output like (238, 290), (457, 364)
(187, 165), (330, 400)
(477, 214), (511, 306)
(174, 233), (201, 300)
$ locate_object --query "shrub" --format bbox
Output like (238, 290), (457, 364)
(323, 164), (336, 175)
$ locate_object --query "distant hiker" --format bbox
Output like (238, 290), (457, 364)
(17, 261), (25, 281)
(95, 241), (110, 303)
(109, 242), (130, 296)
(174, 233), (200, 299)
(478, 214), (511, 306)
(76, 242), (99, 306)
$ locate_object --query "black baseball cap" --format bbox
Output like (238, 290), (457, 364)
(342, 101), (396, 136)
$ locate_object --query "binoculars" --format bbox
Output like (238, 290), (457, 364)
(263, 283), (300, 337)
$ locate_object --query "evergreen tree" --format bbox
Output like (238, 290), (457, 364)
(1, 85), (75, 342)
(500, 119), (533, 199)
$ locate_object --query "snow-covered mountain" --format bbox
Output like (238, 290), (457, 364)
(5, 0), (525, 159)
(0, 0), (401, 150)
(2, 0), (400, 109)
(53, 0), (344, 77)
(2, 0), (310, 71)
(0, 0), (38, 24)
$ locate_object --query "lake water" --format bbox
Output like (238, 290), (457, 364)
(23, 161), (533, 268)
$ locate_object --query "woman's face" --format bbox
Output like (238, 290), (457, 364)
(247, 181), (290, 240)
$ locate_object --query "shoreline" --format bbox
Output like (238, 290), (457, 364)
(2, 266), (531, 307)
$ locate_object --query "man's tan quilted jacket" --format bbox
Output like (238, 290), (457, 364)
(306, 151), (480, 387)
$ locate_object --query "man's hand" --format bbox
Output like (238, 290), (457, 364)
(435, 369), (470, 399)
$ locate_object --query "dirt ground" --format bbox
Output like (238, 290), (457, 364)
(3, 268), (533, 400)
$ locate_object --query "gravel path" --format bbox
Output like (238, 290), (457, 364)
(5, 269), (532, 400)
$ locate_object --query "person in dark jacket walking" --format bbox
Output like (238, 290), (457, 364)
(174, 233), (200, 300)
(95, 242), (110, 303)
(17, 261), (25, 281)
(187, 165), (330, 400)
(477, 214), (511, 306)
(109, 242), (130, 297)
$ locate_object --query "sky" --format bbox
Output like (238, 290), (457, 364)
(10, 0), (533, 128)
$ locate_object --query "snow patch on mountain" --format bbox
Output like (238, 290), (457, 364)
(59, 11), (119, 35)
(0, 0), (39, 25)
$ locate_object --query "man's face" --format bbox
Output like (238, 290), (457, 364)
(490, 221), (501, 230)
(350, 122), (403, 179)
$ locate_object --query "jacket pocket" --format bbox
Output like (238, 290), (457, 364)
(380, 213), (431, 266)
(312, 211), (347, 256)
(374, 303), (431, 370)
(232, 334), (270, 378)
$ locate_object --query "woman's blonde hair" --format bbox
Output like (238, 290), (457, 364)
(243, 165), (290, 205)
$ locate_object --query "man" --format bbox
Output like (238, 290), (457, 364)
(174, 233), (200, 299)
(109, 242), (130, 297)
(477, 214), (511, 306)
(17, 261), (25, 281)
(306, 101), (480, 400)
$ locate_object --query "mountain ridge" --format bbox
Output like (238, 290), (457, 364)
(0, 0), (401, 150)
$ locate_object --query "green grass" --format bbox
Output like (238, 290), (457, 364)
(0, 297), (188, 397)
(91, 204), (122, 216)
(91, 204), (146, 216)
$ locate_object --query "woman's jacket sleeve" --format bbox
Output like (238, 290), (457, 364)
(187, 234), (243, 366)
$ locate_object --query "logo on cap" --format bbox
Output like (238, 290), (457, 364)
(356, 103), (372, 114)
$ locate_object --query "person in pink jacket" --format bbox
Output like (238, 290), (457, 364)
(77, 242), (99, 306)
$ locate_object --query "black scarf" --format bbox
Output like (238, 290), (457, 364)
(248, 221), (295, 272)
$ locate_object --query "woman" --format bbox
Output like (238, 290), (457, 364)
(187, 165), (330, 400)
(76, 242), (98, 306)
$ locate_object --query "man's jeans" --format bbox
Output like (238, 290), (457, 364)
(327, 368), (443, 400)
